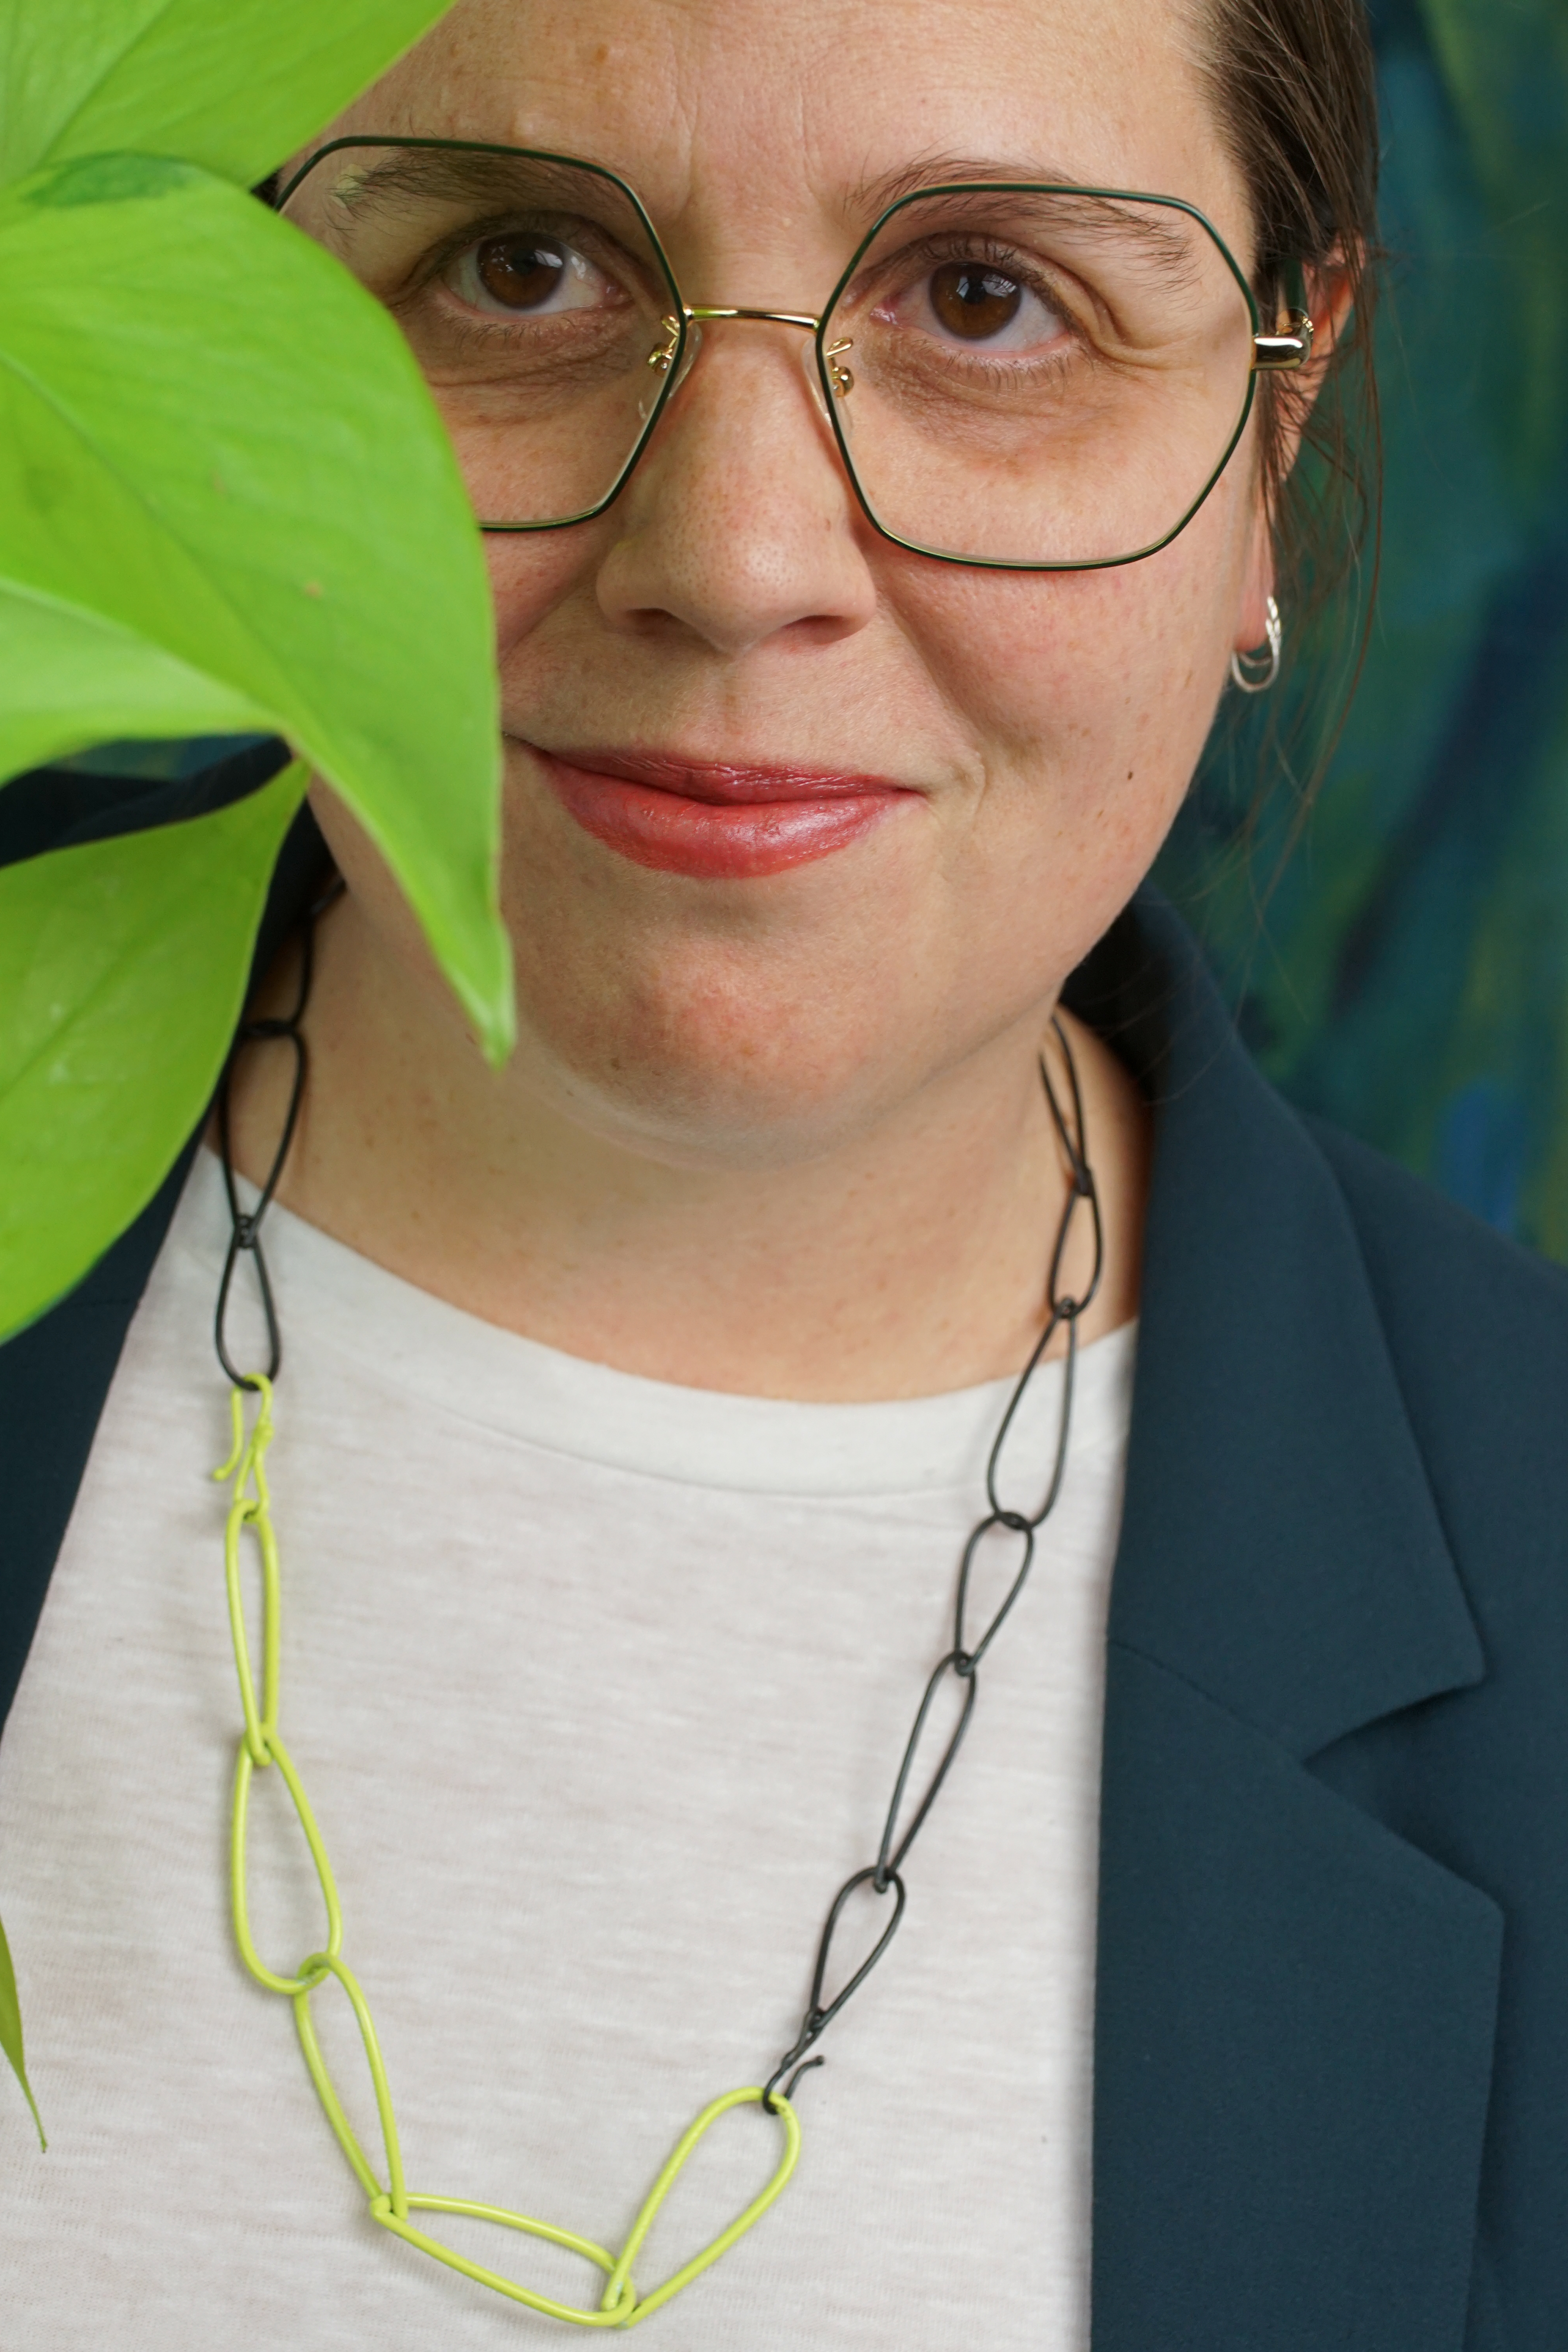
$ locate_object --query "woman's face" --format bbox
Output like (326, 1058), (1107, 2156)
(309, 0), (1271, 1168)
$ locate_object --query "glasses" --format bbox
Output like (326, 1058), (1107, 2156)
(278, 137), (1312, 573)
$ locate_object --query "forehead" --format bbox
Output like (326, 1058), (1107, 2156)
(334, 0), (1246, 255)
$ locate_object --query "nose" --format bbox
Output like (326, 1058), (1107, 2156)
(591, 318), (879, 659)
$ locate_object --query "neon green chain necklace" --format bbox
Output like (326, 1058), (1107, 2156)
(214, 1375), (801, 2327)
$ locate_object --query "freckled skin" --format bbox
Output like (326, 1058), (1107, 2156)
(242, 0), (1321, 1398)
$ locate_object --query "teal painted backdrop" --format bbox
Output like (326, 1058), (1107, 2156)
(59, 2), (1568, 1257)
(1157, 0), (1568, 1259)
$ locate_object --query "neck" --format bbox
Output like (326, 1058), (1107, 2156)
(221, 894), (1149, 1402)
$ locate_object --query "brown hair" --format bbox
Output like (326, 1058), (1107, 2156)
(1198, 0), (1382, 801)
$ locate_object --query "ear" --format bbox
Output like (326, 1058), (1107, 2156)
(1233, 248), (1359, 657)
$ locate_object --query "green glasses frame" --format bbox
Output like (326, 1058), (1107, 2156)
(280, 135), (1314, 575)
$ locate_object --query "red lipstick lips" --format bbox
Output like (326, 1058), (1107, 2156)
(533, 746), (910, 879)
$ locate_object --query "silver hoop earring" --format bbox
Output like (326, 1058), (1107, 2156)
(1230, 595), (1283, 695)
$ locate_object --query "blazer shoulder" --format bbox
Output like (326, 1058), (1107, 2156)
(1306, 1114), (1568, 1585)
(1306, 1113), (1568, 1370)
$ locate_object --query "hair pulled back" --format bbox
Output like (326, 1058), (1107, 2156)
(1198, 0), (1381, 786)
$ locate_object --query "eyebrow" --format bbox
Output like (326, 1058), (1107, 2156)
(851, 155), (1122, 214)
(848, 156), (1209, 284)
(310, 144), (613, 216)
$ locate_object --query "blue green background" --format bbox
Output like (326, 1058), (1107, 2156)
(65, 1), (1568, 1259)
(1157, 0), (1568, 1259)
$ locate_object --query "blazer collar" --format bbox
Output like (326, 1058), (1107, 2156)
(1070, 894), (1501, 2350)
(1069, 889), (1483, 1756)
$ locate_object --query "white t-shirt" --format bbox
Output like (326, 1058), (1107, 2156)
(0, 1150), (1132, 2351)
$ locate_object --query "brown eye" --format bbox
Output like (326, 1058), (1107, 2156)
(928, 263), (1024, 340)
(474, 236), (568, 311)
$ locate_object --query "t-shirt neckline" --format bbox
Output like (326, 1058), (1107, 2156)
(177, 1147), (1135, 1501)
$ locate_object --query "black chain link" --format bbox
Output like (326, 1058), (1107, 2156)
(762, 1023), (1101, 2109)
(213, 878), (343, 1388)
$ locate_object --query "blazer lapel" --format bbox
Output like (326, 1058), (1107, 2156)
(1071, 901), (1504, 2351)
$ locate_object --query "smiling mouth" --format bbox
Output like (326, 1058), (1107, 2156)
(528, 745), (915, 879)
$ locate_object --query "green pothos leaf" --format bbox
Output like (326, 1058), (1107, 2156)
(0, 587), (276, 782)
(0, 155), (511, 1066)
(0, 1907), (44, 2148)
(0, 762), (308, 1342)
(0, 0), (458, 190)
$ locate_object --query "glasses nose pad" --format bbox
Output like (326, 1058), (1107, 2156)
(639, 317), (703, 421)
(805, 327), (856, 439)
(801, 331), (830, 422)
(671, 317), (704, 394)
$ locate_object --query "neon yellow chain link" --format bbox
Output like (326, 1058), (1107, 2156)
(214, 1378), (802, 2327)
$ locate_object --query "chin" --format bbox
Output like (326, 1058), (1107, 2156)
(524, 1006), (909, 1171)
(504, 939), (930, 1170)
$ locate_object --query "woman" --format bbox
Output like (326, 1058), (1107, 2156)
(1, 0), (1563, 2342)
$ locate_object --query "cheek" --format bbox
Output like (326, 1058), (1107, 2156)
(907, 504), (1241, 751)
(892, 489), (1244, 929)
(487, 527), (604, 655)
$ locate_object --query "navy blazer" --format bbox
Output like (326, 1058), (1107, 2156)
(3, 764), (1568, 2347)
